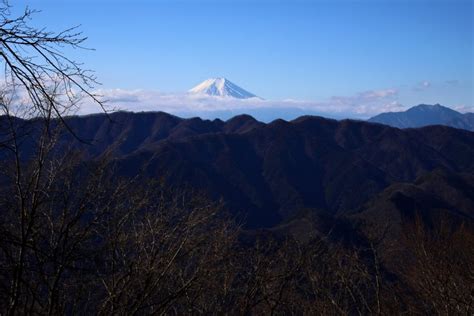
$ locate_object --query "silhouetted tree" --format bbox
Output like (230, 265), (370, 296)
(0, 0), (104, 125)
(400, 216), (474, 315)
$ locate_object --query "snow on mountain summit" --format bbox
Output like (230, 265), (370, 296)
(189, 78), (258, 99)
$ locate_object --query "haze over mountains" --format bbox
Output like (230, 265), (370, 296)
(79, 77), (473, 125)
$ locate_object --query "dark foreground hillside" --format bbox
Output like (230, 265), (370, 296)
(1, 111), (473, 314)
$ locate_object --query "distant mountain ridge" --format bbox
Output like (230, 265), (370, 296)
(368, 104), (474, 131)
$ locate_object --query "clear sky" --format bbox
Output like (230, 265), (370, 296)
(13, 0), (474, 120)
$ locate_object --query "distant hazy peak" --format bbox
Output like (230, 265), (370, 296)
(189, 77), (258, 99)
(368, 104), (474, 131)
(408, 103), (454, 112)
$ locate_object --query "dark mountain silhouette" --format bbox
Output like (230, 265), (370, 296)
(3, 111), (474, 231)
(0, 111), (263, 159)
(368, 104), (474, 131)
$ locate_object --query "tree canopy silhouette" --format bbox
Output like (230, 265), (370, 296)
(0, 0), (104, 121)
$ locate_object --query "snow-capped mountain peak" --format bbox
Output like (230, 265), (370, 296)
(189, 78), (257, 99)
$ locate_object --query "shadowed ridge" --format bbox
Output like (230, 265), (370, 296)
(159, 116), (223, 142)
(350, 169), (474, 267)
(290, 115), (338, 124)
(224, 114), (264, 134)
(268, 118), (290, 126)
(289, 115), (339, 140)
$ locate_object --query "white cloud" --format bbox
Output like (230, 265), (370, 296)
(77, 87), (403, 119)
(452, 104), (474, 113)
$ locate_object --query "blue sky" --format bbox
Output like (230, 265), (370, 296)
(13, 0), (473, 119)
